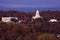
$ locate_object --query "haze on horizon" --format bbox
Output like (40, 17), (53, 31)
(0, 0), (60, 12)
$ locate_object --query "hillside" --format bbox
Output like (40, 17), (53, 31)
(0, 22), (60, 40)
(0, 11), (60, 40)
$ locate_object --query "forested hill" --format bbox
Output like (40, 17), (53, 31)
(0, 11), (60, 40)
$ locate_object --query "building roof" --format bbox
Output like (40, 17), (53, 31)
(49, 19), (58, 22)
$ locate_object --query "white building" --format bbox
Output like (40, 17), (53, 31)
(2, 17), (18, 22)
(18, 20), (22, 23)
(48, 19), (58, 22)
(32, 10), (42, 19)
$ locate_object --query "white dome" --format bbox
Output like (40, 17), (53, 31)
(32, 10), (42, 19)
(49, 19), (58, 22)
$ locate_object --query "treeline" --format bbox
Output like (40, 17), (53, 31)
(0, 10), (60, 21)
(0, 22), (60, 40)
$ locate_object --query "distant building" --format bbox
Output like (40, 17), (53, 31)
(32, 10), (42, 19)
(48, 19), (58, 22)
(57, 35), (60, 38)
(2, 17), (18, 22)
(18, 20), (22, 23)
(32, 10), (43, 22)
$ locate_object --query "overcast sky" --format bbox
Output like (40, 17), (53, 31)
(0, 0), (60, 11)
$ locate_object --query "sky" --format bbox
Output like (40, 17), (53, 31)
(0, 0), (60, 12)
